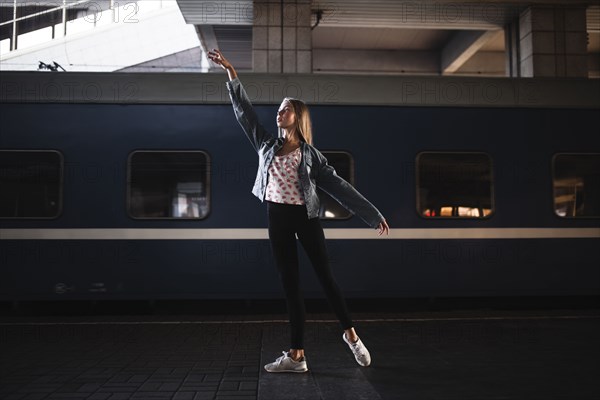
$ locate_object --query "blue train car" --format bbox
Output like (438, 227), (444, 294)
(1, 72), (599, 301)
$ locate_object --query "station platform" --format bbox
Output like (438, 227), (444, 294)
(0, 301), (599, 400)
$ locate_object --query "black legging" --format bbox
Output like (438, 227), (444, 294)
(267, 200), (354, 349)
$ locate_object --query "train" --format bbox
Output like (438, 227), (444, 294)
(1, 71), (599, 303)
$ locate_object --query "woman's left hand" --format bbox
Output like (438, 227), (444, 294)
(376, 219), (389, 236)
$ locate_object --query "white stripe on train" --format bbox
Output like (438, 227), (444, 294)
(1, 228), (599, 240)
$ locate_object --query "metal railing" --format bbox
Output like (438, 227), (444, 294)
(0, 1), (161, 52)
(1, 1), (110, 51)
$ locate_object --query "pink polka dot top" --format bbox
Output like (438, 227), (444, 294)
(265, 147), (305, 205)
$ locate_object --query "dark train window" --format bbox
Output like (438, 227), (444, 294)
(417, 152), (494, 218)
(0, 150), (62, 219)
(318, 151), (354, 220)
(127, 151), (210, 219)
(553, 154), (600, 218)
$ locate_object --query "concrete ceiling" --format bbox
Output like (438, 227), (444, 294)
(312, 28), (454, 51)
(177, 0), (600, 76)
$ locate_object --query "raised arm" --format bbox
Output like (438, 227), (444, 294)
(207, 49), (272, 152)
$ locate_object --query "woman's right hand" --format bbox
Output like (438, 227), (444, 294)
(207, 49), (237, 80)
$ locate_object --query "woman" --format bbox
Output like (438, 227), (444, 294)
(208, 49), (390, 373)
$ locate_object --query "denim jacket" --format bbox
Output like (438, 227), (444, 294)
(225, 77), (385, 229)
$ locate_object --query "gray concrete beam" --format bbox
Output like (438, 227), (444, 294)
(195, 25), (220, 72)
(309, 2), (527, 30)
(177, 0), (253, 25)
(313, 49), (439, 74)
(454, 51), (506, 76)
(3, 71), (600, 108)
(441, 30), (500, 75)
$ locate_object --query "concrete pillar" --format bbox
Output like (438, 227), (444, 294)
(253, 0), (312, 73)
(518, 6), (588, 78)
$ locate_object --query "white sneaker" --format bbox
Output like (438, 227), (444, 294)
(343, 333), (372, 367)
(264, 351), (309, 373)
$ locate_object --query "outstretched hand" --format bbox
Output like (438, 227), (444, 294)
(207, 49), (232, 70)
(207, 48), (237, 80)
(377, 219), (390, 236)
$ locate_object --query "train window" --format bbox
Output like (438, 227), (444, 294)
(416, 152), (494, 219)
(0, 150), (63, 219)
(318, 151), (354, 220)
(127, 151), (210, 219)
(553, 153), (600, 218)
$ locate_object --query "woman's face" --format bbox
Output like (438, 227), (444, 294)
(276, 100), (295, 130)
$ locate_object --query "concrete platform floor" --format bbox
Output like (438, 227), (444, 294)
(0, 309), (599, 400)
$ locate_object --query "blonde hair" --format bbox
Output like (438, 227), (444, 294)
(279, 97), (313, 145)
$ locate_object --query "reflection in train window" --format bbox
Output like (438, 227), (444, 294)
(318, 151), (353, 220)
(128, 151), (210, 219)
(553, 153), (600, 218)
(0, 150), (62, 219)
(417, 152), (493, 219)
